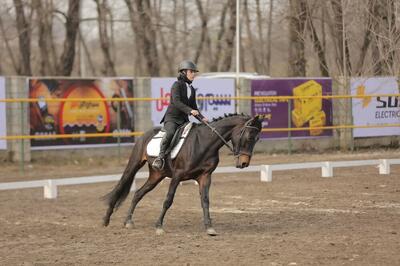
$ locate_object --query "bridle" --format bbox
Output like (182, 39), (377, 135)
(199, 117), (260, 157)
(233, 119), (261, 157)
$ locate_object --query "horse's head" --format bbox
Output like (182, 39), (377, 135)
(231, 115), (263, 168)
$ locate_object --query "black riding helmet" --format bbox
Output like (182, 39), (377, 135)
(178, 60), (199, 73)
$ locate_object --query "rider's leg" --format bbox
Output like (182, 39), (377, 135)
(152, 122), (179, 170)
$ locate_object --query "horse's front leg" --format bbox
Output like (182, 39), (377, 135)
(154, 177), (181, 235)
(198, 173), (217, 236)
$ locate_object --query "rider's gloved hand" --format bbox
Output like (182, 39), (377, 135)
(190, 110), (199, 116)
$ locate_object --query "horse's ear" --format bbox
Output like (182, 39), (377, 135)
(254, 114), (264, 122)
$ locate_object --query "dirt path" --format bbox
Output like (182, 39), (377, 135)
(0, 149), (399, 265)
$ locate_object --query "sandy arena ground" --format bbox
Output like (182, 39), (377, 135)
(0, 149), (399, 265)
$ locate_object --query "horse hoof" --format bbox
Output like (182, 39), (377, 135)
(102, 218), (110, 227)
(125, 221), (134, 229)
(156, 228), (165, 235)
(206, 228), (217, 236)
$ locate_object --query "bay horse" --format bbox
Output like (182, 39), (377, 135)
(102, 113), (262, 236)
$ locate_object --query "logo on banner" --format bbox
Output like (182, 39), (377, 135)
(197, 93), (232, 112)
(155, 87), (232, 112)
(356, 85), (371, 108)
(156, 87), (171, 112)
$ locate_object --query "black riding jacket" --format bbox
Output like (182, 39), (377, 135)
(160, 78), (204, 124)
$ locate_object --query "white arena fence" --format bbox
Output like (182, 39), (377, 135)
(0, 159), (398, 199)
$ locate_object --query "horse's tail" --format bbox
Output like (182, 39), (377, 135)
(102, 129), (153, 210)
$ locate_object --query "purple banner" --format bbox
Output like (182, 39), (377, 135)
(251, 79), (333, 139)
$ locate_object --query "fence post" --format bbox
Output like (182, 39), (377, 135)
(260, 165), (272, 182)
(379, 159), (390, 175)
(44, 179), (57, 199)
(321, 162), (333, 177)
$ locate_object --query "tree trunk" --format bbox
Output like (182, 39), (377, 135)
(78, 30), (97, 76)
(244, 0), (260, 73)
(0, 16), (20, 73)
(135, 0), (160, 76)
(306, 2), (329, 76)
(13, 0), (32, 75)
(221, 0), (236, 71)
(330, 0), (352, 76)
(33, 0), (52, 75)
(354, 0), (373, 75)
(194, 0), (208, 65)
(266, 0), (273, 74)
(57, 0), (80, 76)
(210, 1), (229, 72)
(288, 0), (306, 76)
(94, 0), (117, 76)
(125, 0), (143, 76)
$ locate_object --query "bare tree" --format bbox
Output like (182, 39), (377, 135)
(266, 0), (273, 74)
(330, 0), (352, 76)
(194, 0), (209, 65)
(125, 0), (144, 76)
(306, 1), (329, 76)
(56, 0), (81, 76)
(244, 0), (260, 73)
(13, 0), (32, 75)
(94, 0), (117, 76)
(288, 0), (306, 76)
(0, 15), (19, 73)
(210, 1), (229, 72)
(220, 0), (236, 71)
(134, 0), (160, 76)
(370, 0), (398, 75)
(33, 0), (54, 75)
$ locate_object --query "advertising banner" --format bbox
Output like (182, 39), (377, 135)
(151, 78), (235, 126)
(351, 77), (400, 137)
(0, 77), (6, 150)
(251, 79), (333, 139)
(29, 78), (135, 147)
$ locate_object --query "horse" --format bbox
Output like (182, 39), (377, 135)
(102, 113), (263, 236)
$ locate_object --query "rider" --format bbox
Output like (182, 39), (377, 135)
(152, 60), (208, 170)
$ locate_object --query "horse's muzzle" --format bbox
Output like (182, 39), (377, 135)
(236, 154), (251, 168)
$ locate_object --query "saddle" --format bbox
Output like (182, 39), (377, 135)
(146, 122), (193, 159)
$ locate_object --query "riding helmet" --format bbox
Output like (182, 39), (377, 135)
(178, 60), (199, 72)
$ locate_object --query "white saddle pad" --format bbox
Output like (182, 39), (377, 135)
(147, 122), (193, 159)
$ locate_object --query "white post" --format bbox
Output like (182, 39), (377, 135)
(379, 159), (390, 175)
(44, 180), (57, 199)
(260, 165), (272, 182)
(322, 162), (333, 177)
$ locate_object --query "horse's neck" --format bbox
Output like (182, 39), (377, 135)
(199, 117), (246, 147)
(212, 119), (241, 140)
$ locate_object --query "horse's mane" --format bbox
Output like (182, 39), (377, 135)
(210, 113), (250, 123)
(193, 113), (251, 129)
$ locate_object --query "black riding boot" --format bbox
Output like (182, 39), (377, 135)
(152, 135), (170, 170)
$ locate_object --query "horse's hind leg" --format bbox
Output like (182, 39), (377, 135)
(124, 169), (164, 228)
(155, 177), (181, 234)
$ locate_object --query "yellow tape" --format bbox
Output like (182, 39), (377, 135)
(0, 94), (400, 102)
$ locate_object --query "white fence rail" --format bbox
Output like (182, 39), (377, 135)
(0, 166), (260, 199)
(260, 159), (400, 182)
(1, 159), (398, 199)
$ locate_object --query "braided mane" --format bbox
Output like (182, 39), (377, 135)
(211, 113), (250, 123)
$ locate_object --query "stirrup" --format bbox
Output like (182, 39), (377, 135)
(152, 157), (165, 170)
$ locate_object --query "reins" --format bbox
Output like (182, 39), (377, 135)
(196, 115), (260, 156)
(198, 117), (235, 153)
